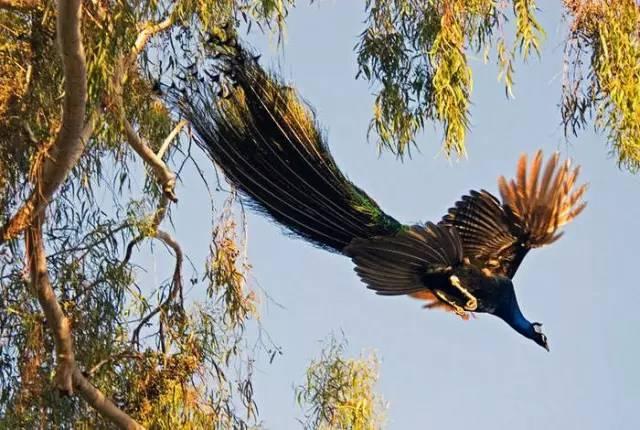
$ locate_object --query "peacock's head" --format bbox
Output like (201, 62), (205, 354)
(531, 322), (549, 351)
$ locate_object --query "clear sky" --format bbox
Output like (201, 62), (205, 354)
(162, 2), (640, 429)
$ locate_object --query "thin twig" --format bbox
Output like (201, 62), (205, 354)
(131, 229), (183, 348)
(120, 194), (169, 267)
(87, 351), (143, 377)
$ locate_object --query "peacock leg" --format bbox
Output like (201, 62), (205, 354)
(435, 290), (466, 316)
(449, 275), (478, 311)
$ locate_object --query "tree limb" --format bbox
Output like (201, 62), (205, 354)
(0, 0), (88, 244)
(157, 119), (187, 159)
(122, 117), (178, 202)
(131, 229), (183, 348)
(25, 214), (75, 395)
(10, 2), (144, 427)
(25, 212), (145, 429)
(112, 11), (180, 203)
(73, 368), (145, 430)
(128, 16), (175, 72)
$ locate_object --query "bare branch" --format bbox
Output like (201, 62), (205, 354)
(111, 11), (180, 203)
(87, 351), (143, 377)
(131, 229), (183, 348)
(122, 117), (178, 202)
(128, 16), (175, 70)
(73, 368), (145, 430)
(25, 215), (75, 394)
(157, 119), (187, 159)
(0, 0), (88, 244)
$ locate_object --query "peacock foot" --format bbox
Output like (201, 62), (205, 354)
(449, 275), (478, 311)
(435, 290), (466, 316)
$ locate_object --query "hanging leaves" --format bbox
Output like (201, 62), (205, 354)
(356, 0), (544, 158)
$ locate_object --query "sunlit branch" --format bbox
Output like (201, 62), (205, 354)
(26, 215), (144, 428)
(128, 15), (175, 72)
(0, 0), (88, 244)
(72, 368), (145, 430)
(25, 215), (75, 395)
(122, 116), (178, 202)
(112, 9), (180, 203)
(157, 119), (187, 159)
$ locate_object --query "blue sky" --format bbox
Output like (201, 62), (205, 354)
(162, 2), (640, 429)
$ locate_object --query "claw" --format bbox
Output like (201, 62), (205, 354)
(449, 275), (478, 311)
(435, 290), (466, 316)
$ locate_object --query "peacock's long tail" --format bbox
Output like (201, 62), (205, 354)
(178, 49), (402, 253)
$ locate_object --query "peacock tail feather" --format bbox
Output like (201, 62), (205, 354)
(178, 49), (402, 253)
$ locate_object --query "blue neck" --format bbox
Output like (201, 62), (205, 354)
(496, 291), (535, 340)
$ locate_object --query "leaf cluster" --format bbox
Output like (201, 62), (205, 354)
(356, 0), (545, 157)
(296, 337), (386, 430)
(562, 0), (640, 172)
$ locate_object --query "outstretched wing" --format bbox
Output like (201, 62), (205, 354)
(345, 222), (470, 318)
(440, 151), (587, 279)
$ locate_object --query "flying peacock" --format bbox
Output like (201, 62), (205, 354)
(177, 48), (587, 351)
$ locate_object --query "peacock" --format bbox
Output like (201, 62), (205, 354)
(177, 48), (587, 351)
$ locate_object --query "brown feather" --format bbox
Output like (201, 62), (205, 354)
(441, 151), (587, 279)
(347, 223), (465, 315)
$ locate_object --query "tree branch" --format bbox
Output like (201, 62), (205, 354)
(128, 16), (175, 72)
(0, 0), (88, 244)
(157, 119), (187, 159)
(73, 368), (145, 430)
(87, 351), (143, 377)
(122, 117), (178, 202)
(25, 214), (75, 394)
(25, 216), (145, 429)
(10, 2), (144, 427)
(112, 11), (180, 203)
(121, 194), (168, 267)
(131, 229), (183, 348)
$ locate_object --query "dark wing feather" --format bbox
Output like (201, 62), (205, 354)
(345, 222), (463, 296)
(441, 150), (587, 279)
(440, 189), (526, 277)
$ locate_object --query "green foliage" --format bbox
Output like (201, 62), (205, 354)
(513, 0), (545, 59)
(356, 0), (545, 157)
(357, 0), (639, 169)
(429, 0), (473, 156)
(0, 0), (290, 427)
(206, 197), (257, 331)
(296, 337), (386, 430)
(562, 0), (640, 172)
